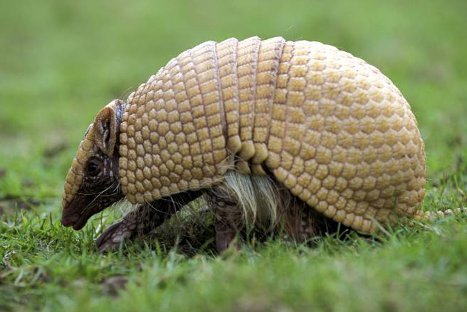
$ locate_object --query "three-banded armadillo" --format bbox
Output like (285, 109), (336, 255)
(61, 36), (426, 252)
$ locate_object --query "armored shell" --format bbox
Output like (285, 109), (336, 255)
(103, 37), (425, 233)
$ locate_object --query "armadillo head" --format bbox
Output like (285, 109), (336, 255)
(61, 99), (126, 230)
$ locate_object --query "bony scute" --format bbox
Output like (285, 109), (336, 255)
(61, 37), (429, 252)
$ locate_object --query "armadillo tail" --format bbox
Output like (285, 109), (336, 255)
(413, 207), (466, 221)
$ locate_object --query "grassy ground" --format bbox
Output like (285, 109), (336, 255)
(1, 0), (466, 311)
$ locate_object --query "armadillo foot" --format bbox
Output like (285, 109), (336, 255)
(96, 220), (137, 253)
(205, 188), (244, 253)
(215, 223), (241, 253)
(96, 202), (156, 253)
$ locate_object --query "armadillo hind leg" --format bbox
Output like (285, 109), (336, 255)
(280, 196), (348, 243)
(96, 191), (202, 252)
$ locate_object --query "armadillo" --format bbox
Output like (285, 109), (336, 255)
(61, 36), (427, 252)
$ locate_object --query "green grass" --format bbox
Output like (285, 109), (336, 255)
(1, 0), (466, 311)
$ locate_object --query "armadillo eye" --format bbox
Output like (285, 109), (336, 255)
(86, 159), (101, 177)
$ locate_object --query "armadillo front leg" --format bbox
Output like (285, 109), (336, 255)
(96, 191), (202, 252)
(205, 188), (244, 253)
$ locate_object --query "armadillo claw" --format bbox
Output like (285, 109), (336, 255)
(96, 221), (136, 253)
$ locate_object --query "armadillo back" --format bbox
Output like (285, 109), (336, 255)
(118, 37), (426, 233)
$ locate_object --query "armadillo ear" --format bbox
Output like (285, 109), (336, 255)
(93, 105), (117, 156)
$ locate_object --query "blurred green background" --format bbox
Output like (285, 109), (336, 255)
(1, 1), (467, 311)
(1, 0), (467, 201)
(1, 0), (466, 201)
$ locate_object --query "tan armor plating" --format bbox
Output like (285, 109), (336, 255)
(115, 37), (425, 233)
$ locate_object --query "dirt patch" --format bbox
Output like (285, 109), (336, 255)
(101, 276), (129, 296)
